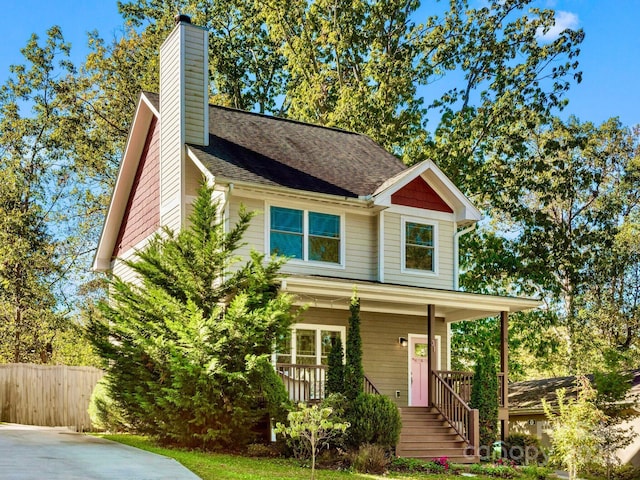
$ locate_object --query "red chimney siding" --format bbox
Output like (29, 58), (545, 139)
(391, 177), (453, 213)
(112, 118), (160, 258)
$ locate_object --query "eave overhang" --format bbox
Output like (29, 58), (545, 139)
(92, 93), (159, 271)
(281, 276), (541, 322)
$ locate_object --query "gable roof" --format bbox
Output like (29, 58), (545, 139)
(145, 92), (406, 198)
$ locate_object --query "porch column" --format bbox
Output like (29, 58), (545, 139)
(427, 304), (435, 407)
(500, 310), (509, 440)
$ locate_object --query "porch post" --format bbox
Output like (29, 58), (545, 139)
(500, 310), (509, 440)
(427, 304), (435, 407)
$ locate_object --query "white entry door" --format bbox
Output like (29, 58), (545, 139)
(409, 334), (441, 406)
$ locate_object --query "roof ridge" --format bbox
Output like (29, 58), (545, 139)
(207, 103), (366, 136)
(143, 89), (368, 137)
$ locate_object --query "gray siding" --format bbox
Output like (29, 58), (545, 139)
(299, 307), (449, 407)
(227, 196), (377, 280)
(383, 212), (455, 289)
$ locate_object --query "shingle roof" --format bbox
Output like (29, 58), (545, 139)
(144, 92), (406, 198)
(509, 370), (640, 412)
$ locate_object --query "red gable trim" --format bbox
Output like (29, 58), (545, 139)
(391, 176), (453, 213)
(112, 117), (160, 258)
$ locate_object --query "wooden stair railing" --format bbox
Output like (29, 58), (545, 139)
(432, 371), (479, 456)
(364, 374), (381, 395)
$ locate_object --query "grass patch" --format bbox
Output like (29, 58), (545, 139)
(101, 434), (532, 480)
(103, 435), (368, 479)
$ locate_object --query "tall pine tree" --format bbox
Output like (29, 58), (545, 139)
(344, 290), (364, 400)
(87, 184), (295, 448)
(469, 346), (499, 454)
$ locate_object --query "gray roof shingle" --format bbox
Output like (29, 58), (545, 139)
(145, 92), (406, 198)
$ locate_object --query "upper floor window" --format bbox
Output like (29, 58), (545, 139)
(402, 218), (437, 274)
(270, 206), (342, 265)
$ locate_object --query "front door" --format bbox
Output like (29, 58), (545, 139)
(409, 334), (441, 406)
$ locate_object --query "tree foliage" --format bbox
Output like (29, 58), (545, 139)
(456, 117), (640, 375)
(275, 403), (349, 480)
(469, 346), (499, 452)
(344, 291), (364, 401)
(325, 336), (344, 397)
(543, 377), (604, 480)
(87, 185), (295, 448)
(0, 27), (75, 363)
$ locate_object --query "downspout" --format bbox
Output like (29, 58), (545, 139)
(222, 183), (234, 233)
(453, 223), (476, 291)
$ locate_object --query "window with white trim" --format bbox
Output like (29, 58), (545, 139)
(270, 206), (341, 264)
(402, 218), (437, 273)
(274, 324), (345, 365)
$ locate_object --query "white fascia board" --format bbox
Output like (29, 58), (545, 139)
(281, 276), (542, 315)
(92, 97), (157, 272)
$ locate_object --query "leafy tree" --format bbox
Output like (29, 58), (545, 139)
(275, 403), (349, 480)
(469, 346), (499, 453)
(543, 377), (604, 480)
(325, 336), (344, 396)
(113, 0), (582, 165)
(457, 117), (640, 375)
(0, 27), (75, 363)
(344, 290), (364, 401)
(87, 184), (295, 449)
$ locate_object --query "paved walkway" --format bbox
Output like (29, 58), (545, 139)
(0, 424), (200, 480)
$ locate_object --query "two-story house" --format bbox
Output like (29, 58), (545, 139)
(93, 15), (540, 462)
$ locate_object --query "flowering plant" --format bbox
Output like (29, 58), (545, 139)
(432, 456), (450, 471)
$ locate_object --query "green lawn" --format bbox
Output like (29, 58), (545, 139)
(101, 434), (473, 480)
(102, 434), (555, 480)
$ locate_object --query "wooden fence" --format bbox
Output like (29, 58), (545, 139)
(0, 363), (104, 431)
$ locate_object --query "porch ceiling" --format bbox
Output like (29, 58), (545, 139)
(280, 276), (541, 322)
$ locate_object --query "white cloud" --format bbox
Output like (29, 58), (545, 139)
(536, 11), (580, 42)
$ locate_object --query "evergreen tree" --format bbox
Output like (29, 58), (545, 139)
(469, 346), (499, 454)
(325, 337), (344, 396)
(87, 184), (295, 449)
(344, 291), (364, 400)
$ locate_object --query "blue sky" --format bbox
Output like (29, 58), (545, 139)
(2, 0), (639, 128)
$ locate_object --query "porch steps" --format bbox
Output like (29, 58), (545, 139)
(397, 407), (479, 464)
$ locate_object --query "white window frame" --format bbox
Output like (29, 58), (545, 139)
(272, 323), (346, 365)
(266, 203), (346, 269)
(401, 216), (438, 276)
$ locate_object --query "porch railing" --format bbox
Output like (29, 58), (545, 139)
(435, 370), (506, 407)
(276, 363), (326, 403)
(432, 371), (479, 456)
(276, 363), (380, 403)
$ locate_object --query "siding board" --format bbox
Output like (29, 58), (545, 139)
(298, 307), (449, 407)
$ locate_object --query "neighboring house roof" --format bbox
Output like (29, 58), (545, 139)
(144, 92), (406, 198)
(509, 370), (640, 414)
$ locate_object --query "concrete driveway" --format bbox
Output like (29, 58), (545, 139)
(0, 424), (200, 480)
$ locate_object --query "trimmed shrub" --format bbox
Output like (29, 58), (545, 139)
(389, 457), (446, 474)
(505, 432), (546, 465)
(344, 292), (364, 401)
(347, 393), (402, 448)
(470, 346), (499, 453)
(325, 337), (344, 396)
(350, 444), (389, 474)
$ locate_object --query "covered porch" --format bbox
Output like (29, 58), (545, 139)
(276, 276), (540, 458)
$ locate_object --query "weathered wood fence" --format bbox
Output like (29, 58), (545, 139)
(0, 363), (104, 431)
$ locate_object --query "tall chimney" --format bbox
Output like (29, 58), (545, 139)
(159, 14), (209, 230)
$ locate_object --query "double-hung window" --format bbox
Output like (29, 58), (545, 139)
(270, 206), (341, 264)
(402, 218), (437, 273)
